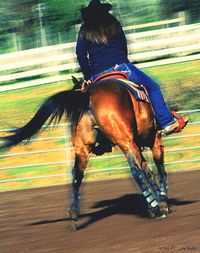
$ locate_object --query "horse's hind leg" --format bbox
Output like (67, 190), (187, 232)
(151, 132), (170, 215)
(118, 140), (165, 218)
(126, 148), (164, 218)
(67, 149), (90, 231)
(141, 152), (160, 199)
(69, 155), (87, 217)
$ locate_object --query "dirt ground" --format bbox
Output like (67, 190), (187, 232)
(0, 170), (200, 253)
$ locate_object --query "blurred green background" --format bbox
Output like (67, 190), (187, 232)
(1, 0), (200, 53)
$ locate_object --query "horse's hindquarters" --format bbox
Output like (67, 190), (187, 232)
(89, 81), (155, 144)
(89, 83), (134, 145)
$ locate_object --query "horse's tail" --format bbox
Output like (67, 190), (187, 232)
(0, 90), (89, 149)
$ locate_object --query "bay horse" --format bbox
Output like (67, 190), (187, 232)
(0, 76), (170, 230)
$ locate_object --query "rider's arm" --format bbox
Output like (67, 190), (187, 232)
(76, 31), (91, 80)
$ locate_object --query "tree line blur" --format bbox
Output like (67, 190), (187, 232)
(0, 0), (200, 53)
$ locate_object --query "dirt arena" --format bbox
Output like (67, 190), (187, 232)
(0, 170), (200, 253)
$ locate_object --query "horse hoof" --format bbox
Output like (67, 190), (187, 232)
(161, 206), (170, 215)
(148, 205), (168, 219)
(67, 220), (78, 232)
(68, 208), (79, 220)
(155, 212), (167, 220)
(160, 202), (170, 215)
(149, 210), (167, 220)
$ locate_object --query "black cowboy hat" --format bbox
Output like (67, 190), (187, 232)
(81, 0), (112, 22)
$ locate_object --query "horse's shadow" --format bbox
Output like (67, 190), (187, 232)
(77, 194), (197, 229)
(28, 194), (197, 229)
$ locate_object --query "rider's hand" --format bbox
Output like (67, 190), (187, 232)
(81, 79), (91, 91)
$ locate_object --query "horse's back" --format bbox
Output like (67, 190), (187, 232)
(89, 80), (134, 121)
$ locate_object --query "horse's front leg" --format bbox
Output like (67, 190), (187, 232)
(151, 133), (170, 215)
(67, 113), (96, 231)
(68, 153), (89, 231)
(69, 156), (86, 216)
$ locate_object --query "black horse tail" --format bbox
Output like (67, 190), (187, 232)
(0, 90), (89, 149)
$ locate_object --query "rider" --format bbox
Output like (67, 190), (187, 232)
(76, 0), (188, 135)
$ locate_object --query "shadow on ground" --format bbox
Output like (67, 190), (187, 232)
(28, 193), (197, 230)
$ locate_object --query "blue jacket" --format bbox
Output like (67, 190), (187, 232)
(76, 25), (130, 79)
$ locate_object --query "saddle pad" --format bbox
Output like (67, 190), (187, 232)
(118, 79), (150, 103)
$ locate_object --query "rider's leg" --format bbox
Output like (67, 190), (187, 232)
(123, 63), (174, 128)
(119, 63), (187, 134)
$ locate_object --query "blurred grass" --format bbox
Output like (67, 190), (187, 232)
(0, 60), (200, 192)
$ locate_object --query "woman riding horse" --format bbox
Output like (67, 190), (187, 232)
(76, 0), (188, 135)
(0, 0), (189, 230)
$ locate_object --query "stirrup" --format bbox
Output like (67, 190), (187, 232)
(171, 111), (189, 133)
(161, 112), (189, 135)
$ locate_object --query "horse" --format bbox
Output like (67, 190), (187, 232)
(0, 76), (170, 230)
